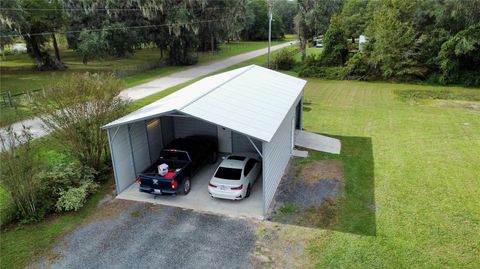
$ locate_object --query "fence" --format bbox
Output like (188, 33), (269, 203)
(0, 89), (46, 108)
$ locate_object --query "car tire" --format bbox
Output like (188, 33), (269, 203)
(210, 151), (218, 164)
(246, 184), (251, 198)
(181, 177), (191, 195)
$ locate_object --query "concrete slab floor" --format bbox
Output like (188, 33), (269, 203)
(117, 158), (264, 219)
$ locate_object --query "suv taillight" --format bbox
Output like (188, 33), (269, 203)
(231, 184), (243, 190)
(209, 182), (217, 188)
(137, 176), (141, 184)
(172, 180), (178, 189)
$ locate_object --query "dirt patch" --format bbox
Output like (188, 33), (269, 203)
(269, 159), (345, 229)
(297, 160), (345, 184)
(438, 100), (480, 110)
(253, 221), (321, 269)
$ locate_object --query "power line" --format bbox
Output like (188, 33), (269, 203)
(0, 17), (245, 38)
(1, 6), (231, 12)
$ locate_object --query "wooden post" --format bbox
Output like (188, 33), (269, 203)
(7, 91), (13, 107)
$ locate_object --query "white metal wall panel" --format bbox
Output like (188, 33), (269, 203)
(232, 132), (262, 153)
(173, 117), (217, 138)
(262, 99), (299, 214)
(130, 121), (150, 176)
(108, 126), (135, 193)
(146, 118), (163, 160)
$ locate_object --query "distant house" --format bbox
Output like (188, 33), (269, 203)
(359, 35), (367, 52)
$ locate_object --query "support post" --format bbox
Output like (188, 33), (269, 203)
(246, 135), (263, 158)
(267, 0), (273, 68)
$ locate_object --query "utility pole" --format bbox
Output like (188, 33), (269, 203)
(267, 0), (273, 68)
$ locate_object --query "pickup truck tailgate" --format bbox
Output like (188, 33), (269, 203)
(138, 174), (177, 194)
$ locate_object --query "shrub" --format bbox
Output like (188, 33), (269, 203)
(273, 49), (297, 70)
(344, 52), (373, 80)
(55, 179), (99, 212)
(0, 126), (43, 223)
(35, 163), (98, 212)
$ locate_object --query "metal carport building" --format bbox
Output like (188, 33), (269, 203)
(103, 65), (307, 215)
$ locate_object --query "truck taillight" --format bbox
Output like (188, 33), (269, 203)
(172, 180), (178, 189)
(137, 176), (141, 184)
(231, 184), (243, 190)
(208, 182), (217, 188)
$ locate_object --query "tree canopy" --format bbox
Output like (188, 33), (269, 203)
(301, 0), (480, 86)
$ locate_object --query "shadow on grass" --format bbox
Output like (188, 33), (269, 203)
(269, 134), (376, 236)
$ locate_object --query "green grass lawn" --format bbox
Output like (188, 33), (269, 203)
(299, 79), (480, 268)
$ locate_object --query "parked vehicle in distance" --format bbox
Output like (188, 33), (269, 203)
(137, 136), (217, 196)
(208, 153), (261, 200)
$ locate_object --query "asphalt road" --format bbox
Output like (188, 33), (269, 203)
(35, 201), (256, 269)
(1, 41), (296, 146)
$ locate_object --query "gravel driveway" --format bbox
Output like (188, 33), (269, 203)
(35, 201), (256, 269)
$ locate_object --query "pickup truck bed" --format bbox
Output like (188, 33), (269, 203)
(138, 159), (189, 195)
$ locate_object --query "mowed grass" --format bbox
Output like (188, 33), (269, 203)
(300, 79), (480, 268)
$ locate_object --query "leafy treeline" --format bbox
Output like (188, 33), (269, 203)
(301, 0), (480, 86)
(0, 0), (294, 70)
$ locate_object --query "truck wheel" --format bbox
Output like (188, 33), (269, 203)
(246, 184), (251, 198)
(181, 177), (191, 195)
(210, 151), (218, 164)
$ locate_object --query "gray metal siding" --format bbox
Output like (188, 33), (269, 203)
(161, 117), (174, 146)
(147, 118), (163, 160)
(262, 101), (298, 214)
(130, 121), (150, 176)
(108, 126), (135, 193)
(232, 132), (262, 153)
(173, 117), (217, 138)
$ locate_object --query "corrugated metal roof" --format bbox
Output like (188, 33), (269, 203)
(104, 65), (306, 142)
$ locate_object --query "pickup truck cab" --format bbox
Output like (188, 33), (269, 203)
(137, 136), (217, 196)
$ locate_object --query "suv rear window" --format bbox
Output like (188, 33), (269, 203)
(227, 156), (246, 161)
(215, 167), (242, 180)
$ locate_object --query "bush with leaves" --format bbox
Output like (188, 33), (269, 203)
(55, 179), (98, 212)
(36, 162), (98, 212)
(34, 73), (129, 171)
(0, 126), (42, 223)
(273, 49), (297, 70)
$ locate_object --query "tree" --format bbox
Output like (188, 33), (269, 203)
(34, 73), (129, 171)
(438, 24), (480, 86)
(295, 0), (345, 60)
(273, 0), (297, 34)
(76, 30), (108, 64)
(320, 16), (349, 66)
(241, 0), (285, 41)
(64, 1), (144, 59)
(4, 0), (67, 70)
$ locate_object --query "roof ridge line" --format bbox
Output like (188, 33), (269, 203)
(177, 65), (257, 111)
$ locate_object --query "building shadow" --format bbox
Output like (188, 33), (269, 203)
(269, 134), (376, 236)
